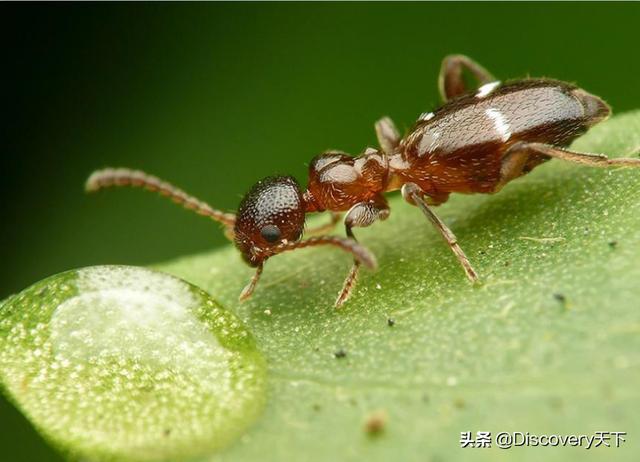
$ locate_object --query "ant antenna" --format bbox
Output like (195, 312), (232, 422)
(238, 236), (376, 303)
(266, 236), (377, 269)
(86, 168), (236, 231)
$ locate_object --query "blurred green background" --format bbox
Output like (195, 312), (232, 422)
(2, 3), (639, 460)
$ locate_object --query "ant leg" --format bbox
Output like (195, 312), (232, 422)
(239, 263), (263, 301)
(438, 54), (496, 102)
(506, 142), (640, 168)
(401, 183), (479, 282)
(86, 168), (236, 237)
(335, 197), (390, 307)
(375, 117), (401, 154)
(494, 148), (533, 192)
(424, 191), (451, 206)
(305, 212), (342, 235)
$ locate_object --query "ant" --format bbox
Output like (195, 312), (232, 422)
(86, 54), (640, 307)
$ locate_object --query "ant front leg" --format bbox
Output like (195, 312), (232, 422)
(239, 263), (264, 301)
(401, 183), (479, 283)
(438, 54), (496, 102)
(335, 196), (390, 308)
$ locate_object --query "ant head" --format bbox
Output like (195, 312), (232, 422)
(233, 175), (306, 266)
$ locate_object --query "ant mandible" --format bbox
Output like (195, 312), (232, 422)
(86, 54), (640, 307)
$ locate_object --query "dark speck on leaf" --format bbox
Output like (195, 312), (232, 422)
(608, 240), (618, 248)
(334, 349), (347, 359)
(164, 429), (172, 437)
(364, 410), (387, 435)
(549, 397), (564, 410)
(453, 397), (466, 409)
(387, 318), (395, 327)
(312, 403), (321, 412)
(553, 293), (566, 304)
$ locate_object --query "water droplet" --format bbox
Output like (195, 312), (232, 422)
(0, 266), (266, 461)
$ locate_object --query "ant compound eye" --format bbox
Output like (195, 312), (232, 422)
(260, 224), (281, 243)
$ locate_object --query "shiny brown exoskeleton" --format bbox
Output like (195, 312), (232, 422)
(86, 55), (640, 307)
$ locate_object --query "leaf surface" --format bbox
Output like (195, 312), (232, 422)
(3, 112), (640, 461)
(159, 111), (640, 461)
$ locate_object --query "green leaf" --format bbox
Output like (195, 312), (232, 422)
(3, 111), (640, 461)
(157, 111), (640, 461)
(0, 266), (266, 462)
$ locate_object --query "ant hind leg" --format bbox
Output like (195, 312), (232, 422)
(505, 142), (640, 169)
(401, 183), (479, 282)
(438, 54), (496, 102)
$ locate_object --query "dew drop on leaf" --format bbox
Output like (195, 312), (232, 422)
(0, 266), (267, 461)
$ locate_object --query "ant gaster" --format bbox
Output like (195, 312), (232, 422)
(86, 55), (640, 307)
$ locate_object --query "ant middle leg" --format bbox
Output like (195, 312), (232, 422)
(401, 183), (479, 283)
(438, 54), (496, 102)
(305, 212), (342, 235)
(335, 196), (390, 307)
(494, 147), (535, 192)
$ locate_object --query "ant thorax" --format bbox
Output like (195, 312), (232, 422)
(303, 148), (389, 212)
